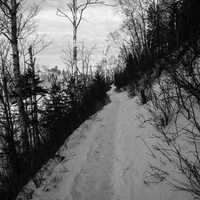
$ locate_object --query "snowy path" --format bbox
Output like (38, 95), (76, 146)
(28, 87), (190, 200)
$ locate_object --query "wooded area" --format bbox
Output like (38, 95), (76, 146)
(0, 1), (111, 199)
(1, 0), (200, 199)
(114, 0), (200, 198)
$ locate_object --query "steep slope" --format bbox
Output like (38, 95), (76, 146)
(20, 87), (191, 200)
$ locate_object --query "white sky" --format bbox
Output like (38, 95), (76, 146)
(33, 0), (123, 69)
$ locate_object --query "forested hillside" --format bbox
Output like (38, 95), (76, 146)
(114, 0), (200, 198)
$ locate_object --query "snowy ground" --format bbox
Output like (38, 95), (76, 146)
(20, 87), (192, 200)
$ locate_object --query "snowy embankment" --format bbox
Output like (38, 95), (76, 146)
(18, 87), (191, 200)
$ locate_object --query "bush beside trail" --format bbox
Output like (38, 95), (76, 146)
(0, 70), (111, 200)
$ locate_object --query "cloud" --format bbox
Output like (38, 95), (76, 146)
(34, 1), (122, 68)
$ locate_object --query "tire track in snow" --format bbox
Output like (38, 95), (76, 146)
(112, 92), (136, 200)
(69, 90), (121, 200)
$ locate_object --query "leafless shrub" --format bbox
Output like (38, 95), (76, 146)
(144, 47), (200, 199)
(147, 77), (176, 129)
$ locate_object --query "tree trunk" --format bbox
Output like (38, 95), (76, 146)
(10, 0), (29, 154)
(72, 0), (78, 76)
(29, 46), (40, 150)
(73, 25), (78, 76)
(1, 56), (20, 197)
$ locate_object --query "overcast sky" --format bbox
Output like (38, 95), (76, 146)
(33, 0), (123, 69)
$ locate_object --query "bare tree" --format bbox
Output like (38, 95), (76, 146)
(62, 42), (75, 74)
(62, 41), (96, 78)
(57, 0), (110, 76)
(79, 41), (96, 77)
(0, 0), (39, 154)
(117, 0), (160, 59)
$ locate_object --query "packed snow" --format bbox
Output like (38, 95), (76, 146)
(18, 87), (191, 200)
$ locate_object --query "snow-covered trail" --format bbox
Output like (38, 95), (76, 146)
(28, 87), (190, 200)
(70, 89), (120, 200)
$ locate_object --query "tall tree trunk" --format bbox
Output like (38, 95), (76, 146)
(2, 59), (18, 164)
(10, 0), (29, 154)
(1, 56), (20, 196)
(73, 25), (78, 76)
(73, 0), (78, 76)
(29, 46), (40, 150)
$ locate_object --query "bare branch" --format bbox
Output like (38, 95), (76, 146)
(56, 8), (73, 24)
